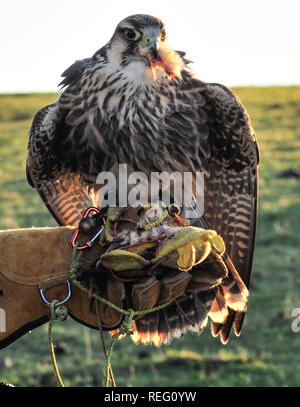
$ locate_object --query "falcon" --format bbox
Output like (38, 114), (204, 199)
(26, 14), (259, 345)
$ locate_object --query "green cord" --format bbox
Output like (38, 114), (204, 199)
(95, 300), (116, 387)
(48, 300), (67, 387)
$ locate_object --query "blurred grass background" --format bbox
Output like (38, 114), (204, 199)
(0, 87), (300, 386)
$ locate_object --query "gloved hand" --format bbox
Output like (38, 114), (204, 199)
(98, 202), (228, 319)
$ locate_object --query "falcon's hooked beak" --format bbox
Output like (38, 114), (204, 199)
(137, 34), (183, 79)
(147, 39), (159, 60)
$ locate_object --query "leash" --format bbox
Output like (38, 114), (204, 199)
(48, 300), (68, 387)
(95, 300), (116, 387)
(40, 279), (71, 387)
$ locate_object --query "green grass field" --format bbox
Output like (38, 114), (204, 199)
(0, 87), (300, 387)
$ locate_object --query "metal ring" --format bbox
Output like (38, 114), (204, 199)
(40, 280), (71, 306)
(168, 203), (182, 216)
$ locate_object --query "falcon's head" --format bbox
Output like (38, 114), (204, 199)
(107, 14), (184, 81)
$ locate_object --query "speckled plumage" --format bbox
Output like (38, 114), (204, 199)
(26, 14), (259, 345)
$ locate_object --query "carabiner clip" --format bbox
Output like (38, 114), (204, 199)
(71, 207), (104, 250)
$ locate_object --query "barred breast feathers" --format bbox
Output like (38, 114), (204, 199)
(58, 47), (198, 133)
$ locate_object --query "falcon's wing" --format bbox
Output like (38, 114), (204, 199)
(26, 103), (95, 226)
(202, 83), (259, 343)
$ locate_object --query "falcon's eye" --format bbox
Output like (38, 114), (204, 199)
(161, 29), (166, 41)
(124, 29), (141, 41)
